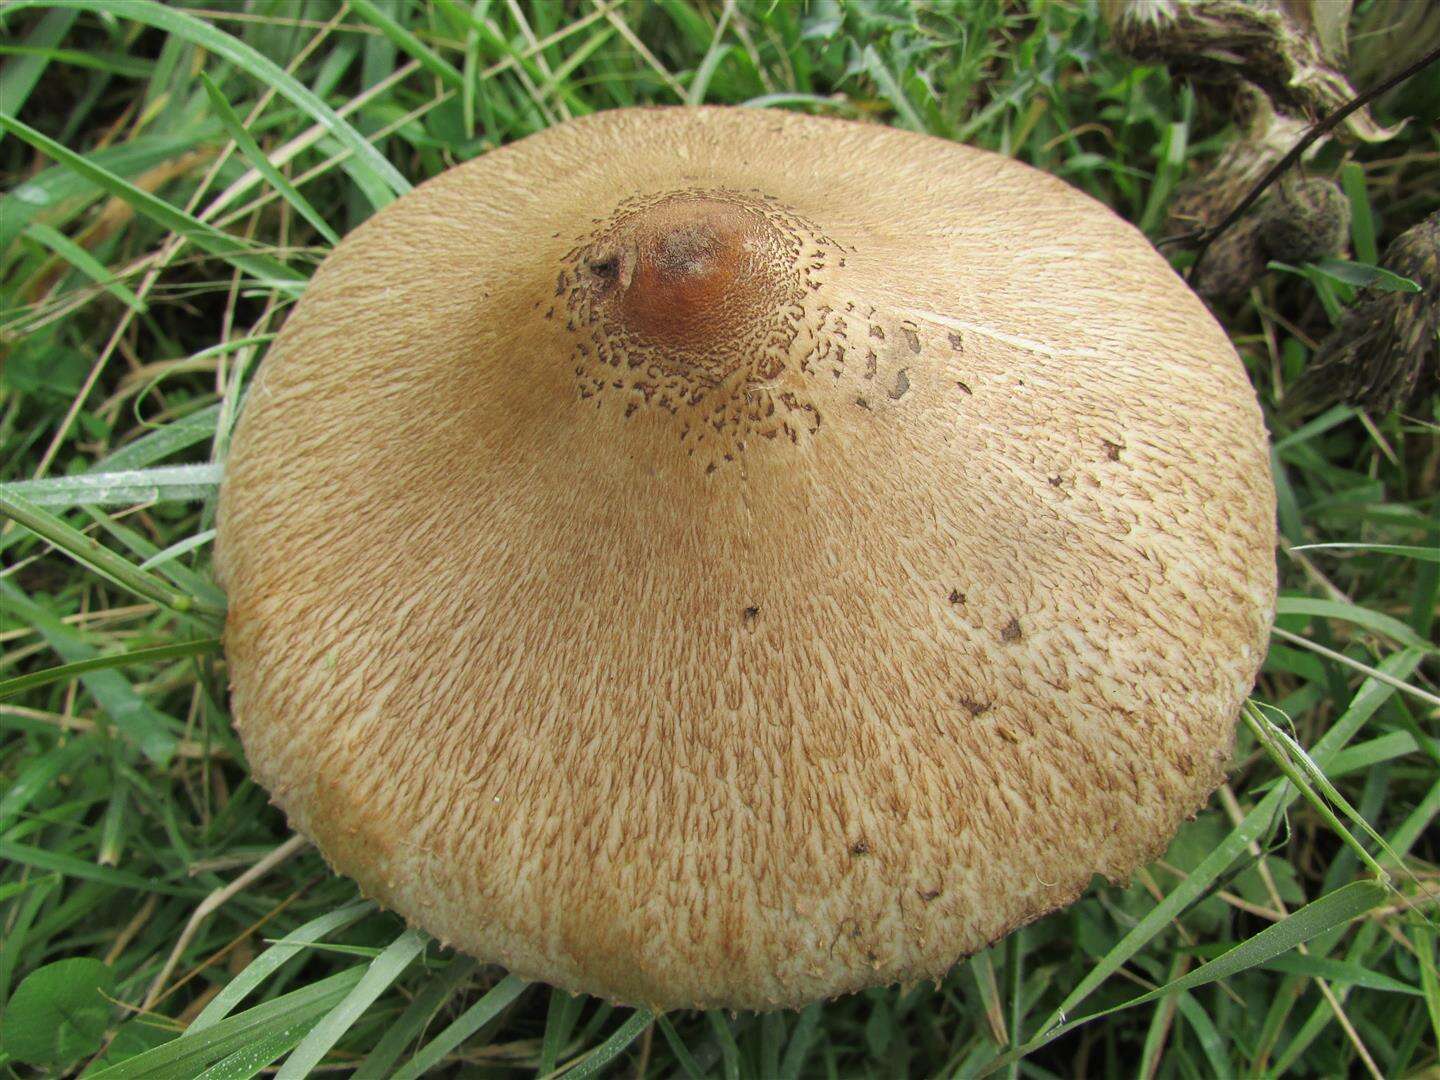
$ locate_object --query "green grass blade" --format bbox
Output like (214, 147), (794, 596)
(390, 973), (528, 1080)
(353, 956), (478, 1080)
(96, 406), (221, 471)
(87, 968), (366, 1080)
(198, 72), (340, 245)
(1172, 992), (1231, 1077)
(0, 489), (223, 621)
(1339, 161), (1377, 265)
(1030, 649), (1422, 1044)
(779, 1001), (824, 1079)
(0, 578), (182, 763)
(0, 741), (90, 834)
(561, 1009), (655, 1080)
(1243, 705), (1390, 880)
(656, 1013), (707, 1079)
(139, 528), (216, 571)
(4, 7), (1438, 1078)
(276, 928), (428, 1078)
(4, 0), (409, 203)
(987, 881), (1390, 1072)
(0, 8), (78, 128)
(0, 112), (304, 293)
(1291, 543), (1440, 562)
(862, 44), (924, 131)
(0, 637), (220, 701)
(1275, 595), (1436, 652)
(0, 131), (214, 253)
(187, 903), (377, 1032)
(23, 221), (147, 311)
(685, 2), (734, 106)
(1259, 953), (1421, 995)
(1414, 916), (1440, 1049)
(707, 1010), (742, 1080)
(192, 1018), (323, 1080)
(1, 464), (223, 508)
(80, 506), (227, 610)
(0, 839), (193, 895)
(1134, 881), (1389, 1002)
(538, 987), (586, 1076)
(349, 0), (464, 89)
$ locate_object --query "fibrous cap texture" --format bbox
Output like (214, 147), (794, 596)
(216, 106), (1277, 1011)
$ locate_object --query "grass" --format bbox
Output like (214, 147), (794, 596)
(1, 0), (1437, 1076)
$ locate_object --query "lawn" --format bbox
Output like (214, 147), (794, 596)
(1, 1), (1437, 1076)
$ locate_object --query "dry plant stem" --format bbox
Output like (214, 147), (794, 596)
(1135, 868), (1200, 948)
(974, 953), (1009, 1044)
(1217, 786), (1382, 1079)
(1355, 412), (1400, 467)
(103, 894), (159, 966)
(140, 832), (309, 1012)
(632, 1020), (655, 1079)
(9, 9), (611, 341)
(729, 3), (772, 95)
(1370, 897), (1440, 919)
(1175, 41), (1440, 281)
(506, 0), (570, 122)
(216, 91), (453, 230)
(1270, 627), (1440, 710)
(0, 604), (157, 644)
(1278, 538), (1351, 604)
(174, 982), (226, 1026)
(4, 3), (1432, 1073)
(21, 150), (218, 306)
(1214, 889), (1285, 922)
(596, 0), (686, 99)
(160, 876), (321, 1009)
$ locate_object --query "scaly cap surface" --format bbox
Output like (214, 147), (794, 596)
(217, 106), (1277, 1010)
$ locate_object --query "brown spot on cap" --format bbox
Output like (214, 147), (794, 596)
(887, 368), (911, 400)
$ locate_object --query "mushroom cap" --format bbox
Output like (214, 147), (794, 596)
(216, 106), (1276, 1011)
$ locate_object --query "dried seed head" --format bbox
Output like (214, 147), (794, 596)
(1166, 86), (1309, 239)
(1257, 176), (1351, 264)
(1293, 211), (1440, 415)
(1103, 0), (1398, 142)
(1190, 214), (1269, 304)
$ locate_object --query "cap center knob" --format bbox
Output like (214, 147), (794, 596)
(585, 197), (776, 352)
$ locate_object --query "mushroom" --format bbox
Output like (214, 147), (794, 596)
(216, 106), (1277, 1011)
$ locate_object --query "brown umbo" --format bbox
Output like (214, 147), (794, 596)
(216, 107), (1277, 1011)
